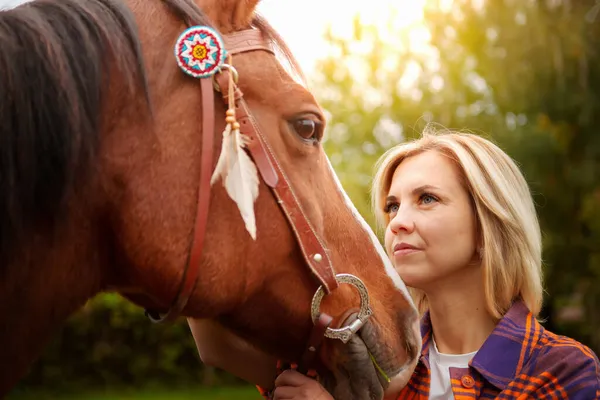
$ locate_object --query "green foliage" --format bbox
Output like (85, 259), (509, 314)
(13, 294), (246, 393)
(9, 386), (261, 400)
(313, 0), (600, 351)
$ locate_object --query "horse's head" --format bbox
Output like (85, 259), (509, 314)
(107, 0), (421, 396)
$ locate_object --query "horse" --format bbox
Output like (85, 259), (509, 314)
(0, 0), (421, 398)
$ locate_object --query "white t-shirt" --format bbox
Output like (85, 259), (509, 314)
(428, 337), (478, 399)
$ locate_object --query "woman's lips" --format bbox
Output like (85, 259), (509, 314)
(394, 248), (421, 257)
(393, 242), (422, 257)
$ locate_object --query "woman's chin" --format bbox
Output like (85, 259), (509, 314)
(392, 270), (428, 290)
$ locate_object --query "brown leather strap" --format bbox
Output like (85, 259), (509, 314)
(145, 29), (278, 322)
(224, 29), (274, 56)
(217, 82), (278, 188)
(298, 313), (333, 374)
(147, 26), (337, 328)
(214, 71), (339, 294)
(146, 77), (215, 322)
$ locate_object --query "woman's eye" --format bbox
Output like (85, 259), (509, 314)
(385, 203), (399, 214)
(420, 194), (438, 204)
(291, 118), (323, 142)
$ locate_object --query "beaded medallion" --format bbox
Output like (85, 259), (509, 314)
(174, 26), (226, 78)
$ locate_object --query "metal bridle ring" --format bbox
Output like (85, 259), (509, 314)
(310, 273), (373, 344)
(212, 63), (239, 92)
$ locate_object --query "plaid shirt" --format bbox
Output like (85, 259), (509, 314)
(397, 300), (600, 399)
(257, 300), (600, 399)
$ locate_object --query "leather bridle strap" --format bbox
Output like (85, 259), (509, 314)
(147, 28), (339, 324)
(298, 313), (334, 374)
(214, 68), (339, 295)
(145, 76), (215, 323)
(224, 29), (275, 55)
(218, 29), (339, 372)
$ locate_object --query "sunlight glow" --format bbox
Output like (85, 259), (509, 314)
(257, 0), (439, 76)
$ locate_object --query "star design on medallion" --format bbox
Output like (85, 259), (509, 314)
(179, 33), (219, 72)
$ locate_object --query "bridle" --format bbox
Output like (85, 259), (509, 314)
(144, 19), (372, 371)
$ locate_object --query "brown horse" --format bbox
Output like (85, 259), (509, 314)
(0, 0), (420, 398)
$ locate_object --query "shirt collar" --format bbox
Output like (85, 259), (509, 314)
(418, 299), (540, 390)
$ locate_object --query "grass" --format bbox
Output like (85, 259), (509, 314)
(8, 386), (264, 400)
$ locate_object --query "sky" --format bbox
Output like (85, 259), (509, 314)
(256, 0), (432, 74)
(0, 0), (28, 9)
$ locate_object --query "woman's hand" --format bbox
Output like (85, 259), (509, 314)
(187, 319), (277, 389)
(273, 369), (333, 400)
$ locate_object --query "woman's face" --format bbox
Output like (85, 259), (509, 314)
(383, 150), (479, 291)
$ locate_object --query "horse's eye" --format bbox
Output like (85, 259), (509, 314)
(291, 118), (323, 142)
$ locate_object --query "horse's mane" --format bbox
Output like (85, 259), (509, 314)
(0, 0), (303, 268)
(0, 0), (150, 267)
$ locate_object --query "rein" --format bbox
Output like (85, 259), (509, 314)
(144, 18), (372, 372)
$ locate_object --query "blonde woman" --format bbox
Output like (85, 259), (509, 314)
(190, 130), (600, 399)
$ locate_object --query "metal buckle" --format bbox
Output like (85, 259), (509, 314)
(212, 64), (239, 92)
(310, 274), (372, 344)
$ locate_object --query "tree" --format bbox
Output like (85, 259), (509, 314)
(312, 0), (600, 351)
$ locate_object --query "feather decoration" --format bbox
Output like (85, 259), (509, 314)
(210, 122), (231, 187)
(210, 66), (260, 240)
(224, 126), (259, 240)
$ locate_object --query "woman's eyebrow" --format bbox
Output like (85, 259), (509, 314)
(386, 185), (442, 203)
(385, 195), (398, 204)
(412, 184), (441, 195)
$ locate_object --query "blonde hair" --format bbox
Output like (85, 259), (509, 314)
(371, 128), (543, 319)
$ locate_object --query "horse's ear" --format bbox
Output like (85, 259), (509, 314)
(204, 0), (261, 33)
(231, 0), (260, 31)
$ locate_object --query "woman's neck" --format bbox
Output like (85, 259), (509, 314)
(425, 268), (498, 355)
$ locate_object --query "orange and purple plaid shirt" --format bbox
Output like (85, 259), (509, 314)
(258, 300), (600, 399)
(397, 299), (600, 399)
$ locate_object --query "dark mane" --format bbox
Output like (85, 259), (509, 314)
(0, 0), (149, 266)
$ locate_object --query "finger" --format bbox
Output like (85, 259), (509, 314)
(274, 369), (313, 388)
(272, 386), (297, 400)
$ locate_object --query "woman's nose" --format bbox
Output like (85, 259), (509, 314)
(389, 208), (415, 235)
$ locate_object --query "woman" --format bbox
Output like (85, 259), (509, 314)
(189, 130), (600, 399)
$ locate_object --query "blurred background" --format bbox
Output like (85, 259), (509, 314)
(7, 0), (600, 398)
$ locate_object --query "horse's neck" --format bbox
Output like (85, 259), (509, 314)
(0, 219), (104, 396)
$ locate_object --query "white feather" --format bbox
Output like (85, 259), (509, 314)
(210, 122), (260, 240)
(223, 128), (259, 240)
(210, 123), (231, 186)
